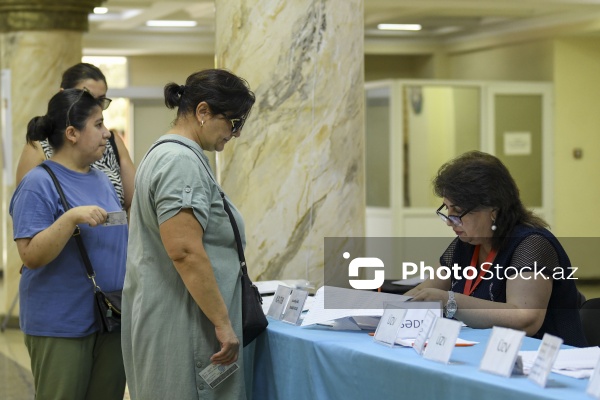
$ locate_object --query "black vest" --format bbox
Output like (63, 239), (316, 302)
(445, 225), (587, 347)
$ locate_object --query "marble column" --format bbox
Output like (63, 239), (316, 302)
(0, 0), (100, 320)
(215, 0), (365, 287)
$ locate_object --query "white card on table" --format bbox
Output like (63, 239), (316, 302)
(412, 310), (437, 355)
(480, 326), (525, 377)
(199, 362), (239, 389)
(103, 211), (127, 226)
(282, 288), (309, 325)
(528, 333), (563, 387)
(267, 285), (293, 320)
(587, 357), (600, 399)
(373, 307), (408, 347)
(422, 317), (462, 364)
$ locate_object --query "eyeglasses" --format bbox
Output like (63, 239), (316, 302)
(98, 97), (112, 110)
(436, 203), (473, 226)
(228, 117), (246, 134)
(65, 89), (111, 128)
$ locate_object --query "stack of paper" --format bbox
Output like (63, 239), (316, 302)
(519, 347), (600, 379)
(300, 286), (411, 329)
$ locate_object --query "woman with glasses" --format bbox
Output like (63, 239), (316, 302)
(10, 89), (127, 399)
(406, 151), (587, 347)
(121, 69), (255, 399)
(16, 62), (135, 211)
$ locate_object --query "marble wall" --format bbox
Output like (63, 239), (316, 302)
(215, 0), (365, 287)
(0, 31), (81, 315)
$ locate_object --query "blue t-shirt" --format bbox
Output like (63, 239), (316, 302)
(10, 160), (127, 337)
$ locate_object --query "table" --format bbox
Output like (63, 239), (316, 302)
(247, 320), (592, 400)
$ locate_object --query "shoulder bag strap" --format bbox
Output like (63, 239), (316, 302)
(147, 140), (248, 272)
(39, 164), (98, 285)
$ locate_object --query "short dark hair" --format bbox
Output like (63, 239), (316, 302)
(61, 63), (107, 90)
(26, 89), (101, 151)
(433, 151), (547, 250)
(164, 69), (255, 122)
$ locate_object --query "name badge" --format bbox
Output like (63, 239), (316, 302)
(412, 310), (437, 355)
(528, 333), (563, 387)
(587, 357), (600, 399)
(373, 307), (408, 347)
(267, 285), (293, 320)
(282, 288), (308, 325)
(422, 317), (462, 364)
(480, 326), (525, 377)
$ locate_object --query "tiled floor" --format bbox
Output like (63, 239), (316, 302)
(0, 328), (33, 399)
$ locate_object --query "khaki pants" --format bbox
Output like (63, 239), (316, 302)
(25, 331), (126, 400)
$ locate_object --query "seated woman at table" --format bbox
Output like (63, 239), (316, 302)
(405, 151), (587, 347)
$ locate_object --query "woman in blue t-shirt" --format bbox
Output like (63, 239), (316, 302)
(10, 89), (128, 399)
(406, 151), (587, 347)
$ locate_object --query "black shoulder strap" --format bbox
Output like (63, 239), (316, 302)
(146, 139), (217, 186)
(39, 164), (97, 283)
(147, 140), (247, 269)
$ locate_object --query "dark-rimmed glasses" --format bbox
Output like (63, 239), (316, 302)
(436, 203), (473, 226)
(228, 117), (246, 134)
(98, 97), (112, 110)
(65, 88), (111, 128)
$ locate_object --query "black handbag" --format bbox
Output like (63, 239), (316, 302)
(147, 140), (268, 346)
(40, 164), (122, 333)
(220, 192), (268, 346)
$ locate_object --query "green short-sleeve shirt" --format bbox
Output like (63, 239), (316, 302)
(122, 134), (245, 399)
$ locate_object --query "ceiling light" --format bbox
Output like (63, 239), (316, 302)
(146, 20), (198, 28)
(93, 7), (108, 14)
(377, 24), (422, 31)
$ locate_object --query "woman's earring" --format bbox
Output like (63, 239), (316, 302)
(491, 220), (497, 231)
(201, 120), (204, 127)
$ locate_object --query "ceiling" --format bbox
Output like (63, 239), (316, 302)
(85, 0), (600, 57)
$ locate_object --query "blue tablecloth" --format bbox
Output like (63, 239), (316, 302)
(247, 319), (591, 400)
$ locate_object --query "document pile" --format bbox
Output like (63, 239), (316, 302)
(519, 347), (600, 379)
(300, 286), (411, 330)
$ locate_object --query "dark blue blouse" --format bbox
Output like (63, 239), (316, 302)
(442, 224), (587, 347)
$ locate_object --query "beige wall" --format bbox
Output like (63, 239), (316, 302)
(554, 38), (600, 238)
(365, 54), (435, 81)
(446, 41), (554, 81)
(127, 55), (214, 86)
(126, 55), (214, 164)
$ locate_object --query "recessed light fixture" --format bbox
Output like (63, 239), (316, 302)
(377, 24), (422, 31)
(146, 20), (197, 28)
(93, 7), (108, 14)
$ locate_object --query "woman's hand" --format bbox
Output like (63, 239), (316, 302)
(66, 206), (108, 226)
(16, 205), (107, 268)
(210, 324), (240, 365)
